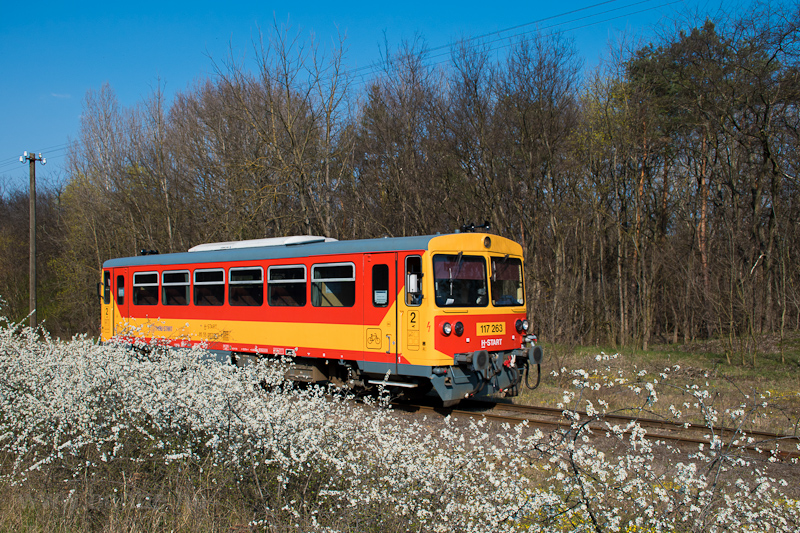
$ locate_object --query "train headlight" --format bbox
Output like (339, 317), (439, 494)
(515, 319), (529, 333)
(454, 321), (464, 336)
(442, 322), (452, 336)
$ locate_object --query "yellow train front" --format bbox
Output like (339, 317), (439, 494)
(99, 233), (543, 405)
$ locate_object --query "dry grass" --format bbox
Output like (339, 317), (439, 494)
(0, 452), (255, 533)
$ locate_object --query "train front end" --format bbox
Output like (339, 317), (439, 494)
(414, 233), (542, 405)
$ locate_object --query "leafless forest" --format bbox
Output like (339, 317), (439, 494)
(1, 4), (798, 359)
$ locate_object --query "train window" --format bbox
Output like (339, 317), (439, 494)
(490, 256), (524, 307)
(162, 270), (190, 306)
(230, 267), (264, 306)
(372, 264), (389, 307)
(405, 255), (423, 306)
(116, 275), (125, 306)
(311, 263), (355, 307)
(433, 254), (488, 308)
(268, 265), (306, 307)
(132, 272), (159, 305)
(194, 269), (225, 306)
(103, 271), (111, 305)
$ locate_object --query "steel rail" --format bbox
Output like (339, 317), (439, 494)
(473, 401), (800, 442)
(392, 401), (800, 461)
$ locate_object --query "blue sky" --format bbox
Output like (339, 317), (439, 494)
(1, 0), (729, 191)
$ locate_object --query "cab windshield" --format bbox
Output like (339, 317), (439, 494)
(433, 254), (488, 307)
(490, 256), (524, 306)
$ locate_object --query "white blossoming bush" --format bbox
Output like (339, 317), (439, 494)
(544, 355), (800, 532)
(1, 315), (799, 532)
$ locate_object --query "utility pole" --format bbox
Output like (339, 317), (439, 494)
(19, 151), (45, 330)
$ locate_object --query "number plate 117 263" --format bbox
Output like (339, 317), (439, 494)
(477, 322), (505, 336)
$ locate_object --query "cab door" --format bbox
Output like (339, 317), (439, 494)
(114, 268), (128, 337)
(363, 253), (398, 371)
(100, 270), (113, 340)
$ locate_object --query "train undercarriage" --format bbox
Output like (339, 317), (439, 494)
(227, 344), (543, 406)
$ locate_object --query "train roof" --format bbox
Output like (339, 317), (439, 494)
(103, 234), (455, 268)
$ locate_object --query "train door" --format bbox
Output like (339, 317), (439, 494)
(364, 253), (398, 372)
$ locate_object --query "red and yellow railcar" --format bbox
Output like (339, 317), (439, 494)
(100, 232), (543, 404)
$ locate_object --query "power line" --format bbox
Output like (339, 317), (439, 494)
(347, 0), (680, 85)
(0, 144), (68, 173)
(346, 0), (628, 78)
(425, 0), (684, 71)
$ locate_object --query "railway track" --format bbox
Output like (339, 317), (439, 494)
(393, 399), (800, 460)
